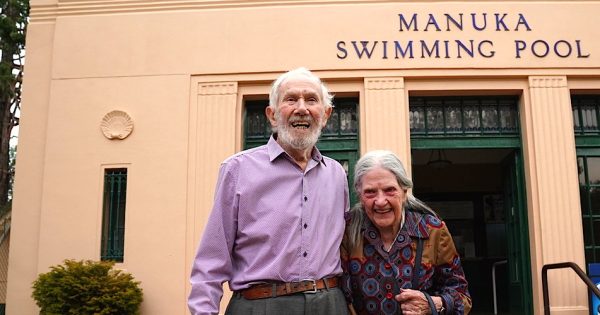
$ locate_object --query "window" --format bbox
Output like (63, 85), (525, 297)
(243, 97), (360, 204)
(572, 95), (600, 135)
(410, 96), (519, 136)
(577, 156), (600, 264)
(100, 168), (128, 262)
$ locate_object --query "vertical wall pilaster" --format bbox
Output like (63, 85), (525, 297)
(195, 82), (239, 215)
(185, 80), (238, 312)
(363, 77), (411, 166)
(524, 76), (587, 314)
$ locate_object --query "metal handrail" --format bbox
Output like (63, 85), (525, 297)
(492, 259), (508, 315)
(542, 261), (600, 315)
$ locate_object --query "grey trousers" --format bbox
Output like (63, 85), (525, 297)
(225, 287), (350, 315)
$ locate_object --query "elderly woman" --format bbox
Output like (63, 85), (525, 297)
(341, 150), (471, 315)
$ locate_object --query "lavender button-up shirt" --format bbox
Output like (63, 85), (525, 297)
(188, 136), (349, 315)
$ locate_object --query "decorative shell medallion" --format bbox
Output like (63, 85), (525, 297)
(101, 110), (134, 140)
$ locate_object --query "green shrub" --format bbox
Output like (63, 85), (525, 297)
(32, 259), (143, 315)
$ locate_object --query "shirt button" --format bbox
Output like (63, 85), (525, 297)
(303, 223), (308, 229)
(304, 196), (308, 202)
(386, 292), (393, 299)
(303, 252), (307, 257)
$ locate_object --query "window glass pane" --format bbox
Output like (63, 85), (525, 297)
(594, 218), (600, 245)
(101, 168), (127, 262)
(482, 106), (499, 131)
(340, 107), (358, 134)
(591, 187), (600, 216)
(427, 106), (444, 133)
(578, 157), (585, 185)
(586, 157), (600, 185)
(585, 248), (593, 263)
(323, 110), (338, 135)
(573, 105), (581, 131)
(445, 105), (462, 132)
(582, 105), (597, 131)
(247, 111), (267, 137)
(583, 217), (592, 245)
(410, 107), (425, 133)
(500, 105), (517, 131)
(410, 96), (518, 136)
(580, 186), (590, 215)
(244, 101), (270, 141)
(463, 105), (480, 132)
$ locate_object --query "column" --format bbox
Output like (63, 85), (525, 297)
(523, 76), (587, 314)
(363, 77), (411, 166)
(185, 80), (238, 312)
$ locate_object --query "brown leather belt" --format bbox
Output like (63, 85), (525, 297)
(238, 277), (339, 300)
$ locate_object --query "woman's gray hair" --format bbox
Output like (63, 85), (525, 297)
(269, 67), (333, 110)
(347, 150), (437, 252)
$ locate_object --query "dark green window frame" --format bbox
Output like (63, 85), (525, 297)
(410, 96), (521, 149)
(100, 168), (127, 262)
(576, 153), (600, 264)
(573, 95), (600, 135)
(574, 95), (600, 266)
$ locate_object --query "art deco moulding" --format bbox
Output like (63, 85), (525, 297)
(100, 110), (134, 140)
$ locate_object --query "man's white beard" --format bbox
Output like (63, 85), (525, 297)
(275, 112), (323, 150)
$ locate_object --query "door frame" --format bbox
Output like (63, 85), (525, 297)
(412, 138), (533, 315)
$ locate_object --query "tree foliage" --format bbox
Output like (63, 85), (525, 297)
(0, 0), (28, 206)
(32, 260), (144, 315)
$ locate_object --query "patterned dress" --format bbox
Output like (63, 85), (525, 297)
(341, 209), (472, 314)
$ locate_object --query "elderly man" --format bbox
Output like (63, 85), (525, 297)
(188, 68), (350, 315)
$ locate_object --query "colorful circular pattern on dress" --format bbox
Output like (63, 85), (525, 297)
(368, 230), (378, 239)
(349, 259), (362, 274)
(379, 261), (393, 277)
(379, 277), (397, 292)
(402, 247), (412, 260)
(396, 233), (406, 243)
(426, 215), (443, 227)
(362, 278), (379, 297)
(381, 298), (398, 314)
(365, 262), (377, 276)
(402, 265), (412, 277)
(364, 244), (376, 257)
(364, 298), (379, 313)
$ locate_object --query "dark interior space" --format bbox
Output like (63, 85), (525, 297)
(411, 148), (514, 315)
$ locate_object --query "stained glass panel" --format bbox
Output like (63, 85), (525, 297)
(410, 96), (518, 136)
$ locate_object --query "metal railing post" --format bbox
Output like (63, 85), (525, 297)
(492, 260), (508, 315)
(542, 262), (600, 315)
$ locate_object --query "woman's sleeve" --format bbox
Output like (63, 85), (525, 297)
(340, 211), (354, 304)
(432, 223), (473, 314)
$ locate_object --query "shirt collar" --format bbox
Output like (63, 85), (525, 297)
(267, 134), (327, 166)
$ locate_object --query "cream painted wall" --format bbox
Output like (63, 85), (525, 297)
(8, 1), (600, 314)
(6, 18), (55, 315)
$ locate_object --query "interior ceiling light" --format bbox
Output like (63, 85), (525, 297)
(427, 149), (452, 169)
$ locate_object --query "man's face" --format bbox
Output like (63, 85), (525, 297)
(266, 75), (332, 150)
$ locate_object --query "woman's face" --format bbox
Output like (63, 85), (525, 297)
(359, 166), (408, 234)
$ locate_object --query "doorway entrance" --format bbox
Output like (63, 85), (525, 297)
(409, 96), (532, 314)
(411, 148), (532, 314)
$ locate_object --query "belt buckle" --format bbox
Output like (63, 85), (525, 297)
(301, 279), (318, 294)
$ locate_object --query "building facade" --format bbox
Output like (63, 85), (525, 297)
(7, 0), (600, 314)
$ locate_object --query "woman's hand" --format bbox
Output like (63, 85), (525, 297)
(395, 289), (443, 315)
